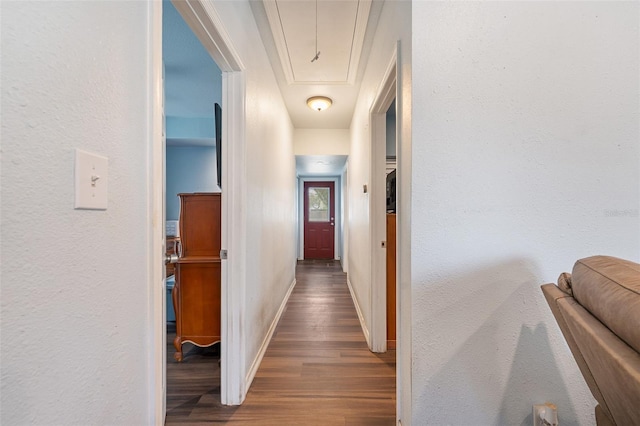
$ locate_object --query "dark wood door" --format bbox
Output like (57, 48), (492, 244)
(304, 181), (335, 259)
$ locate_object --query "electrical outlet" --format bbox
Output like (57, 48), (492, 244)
(533, 403), (558, 426)
(166, 220), (179, 237)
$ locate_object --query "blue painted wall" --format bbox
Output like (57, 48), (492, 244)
(163, 0), (222, 221)
(166, 146), (220, 220)
(163, 0), (222, 118)
(166, 117), (215, 139)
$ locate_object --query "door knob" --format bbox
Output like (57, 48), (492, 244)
(165, 253), (178, 264)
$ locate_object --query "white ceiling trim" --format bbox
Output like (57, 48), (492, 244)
(263, 0), (371, 86)
(347, 0), (372, 85)
(263, 0), (295, 83)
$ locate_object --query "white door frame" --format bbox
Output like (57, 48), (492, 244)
(369, 42), (413, 426)
(151, 2), (248, 423)
(297, 176), (342, 261)
(149, 1), (165, 423)
(369, 49), (397, 354)
(395, 39), (412, 426)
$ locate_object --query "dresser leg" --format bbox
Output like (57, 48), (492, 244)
(173, 335), (183, 362)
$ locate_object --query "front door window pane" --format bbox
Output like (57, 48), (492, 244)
(308, 187), (330, 222)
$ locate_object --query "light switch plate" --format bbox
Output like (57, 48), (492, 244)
(75, 149), (108, 210)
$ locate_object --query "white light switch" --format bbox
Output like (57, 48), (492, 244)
(75, 149), (108, 210)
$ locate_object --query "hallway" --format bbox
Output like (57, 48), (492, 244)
(165, 260), (396, 425)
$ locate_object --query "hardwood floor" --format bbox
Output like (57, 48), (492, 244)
(166, 259), (396, 425)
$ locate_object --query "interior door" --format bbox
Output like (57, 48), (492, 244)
(304, 181), (335, 259)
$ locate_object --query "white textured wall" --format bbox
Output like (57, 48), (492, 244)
(348, 0), (410, 350)
(347, 2), (412, 421)
(348, 108), (372, 331)
(294, 128), (350, 155)
(212, 0), (297, 383)
(1, 2), (153, 425)
(340, 167), (348, 273)
(411, 2), (639, 425)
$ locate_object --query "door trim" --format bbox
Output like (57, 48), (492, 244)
(303, 181), (336, 259)
(172, 0), (244, 72)
(369, 49), (397, 354)
(220, 70), (247, 405)
(297, 176), (341, 261)
(370, 41), (411, 426)
(149, 1), (164, 423)
(396, 38), (412, 426)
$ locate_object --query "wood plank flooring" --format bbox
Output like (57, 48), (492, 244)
(166, 259), (396, 425)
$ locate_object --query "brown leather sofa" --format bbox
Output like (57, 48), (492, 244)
(541, 255), (640, 426)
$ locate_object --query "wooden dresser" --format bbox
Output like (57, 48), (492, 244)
(172, 193), (221, 362)
(386, 213), (396, 349)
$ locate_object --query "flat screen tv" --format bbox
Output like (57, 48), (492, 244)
(214, 103), (222, 189)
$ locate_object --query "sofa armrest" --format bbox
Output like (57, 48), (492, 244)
(541, 284), (611, 421)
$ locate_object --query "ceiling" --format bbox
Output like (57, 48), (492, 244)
(264, 0), (369, 84)
(296, 155), (348, 176)
(250, 0), (383, 129)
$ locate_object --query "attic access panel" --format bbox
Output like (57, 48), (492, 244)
(263, 0), (372, 85)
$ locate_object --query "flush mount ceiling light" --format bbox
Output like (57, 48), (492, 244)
(307, 96), (332, 112)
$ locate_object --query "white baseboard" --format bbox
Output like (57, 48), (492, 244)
(346, 277), (370, 347)
(244, 278), (297, 389)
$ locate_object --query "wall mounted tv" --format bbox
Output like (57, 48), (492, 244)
(215, 103), (222, 189)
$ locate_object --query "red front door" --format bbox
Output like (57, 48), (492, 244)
(304, 181), (335, 259)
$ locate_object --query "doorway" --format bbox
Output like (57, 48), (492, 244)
(369, 45), (403, 418)
(152, 1), (247, 422)
(384, 100), (397, 350)
(297, 175), (343, 262)
(368, 44), (406, 424)
(369, 52), (397, 354)
(303, 181), (336, 259)
(162, 0), (223, 367)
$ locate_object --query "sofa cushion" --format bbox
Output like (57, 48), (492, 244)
(572, 255), (640, 353)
